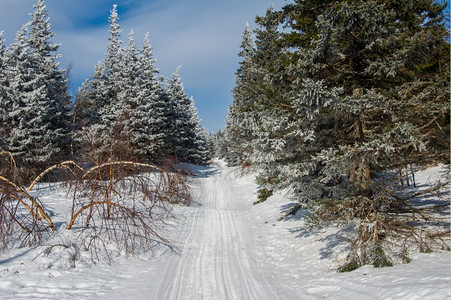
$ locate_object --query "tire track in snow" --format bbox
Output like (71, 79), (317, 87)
(218, 171), (279, 300)
(151, 177), (204, 300)
(151, 165), (280, 299)
(150, 204), (201, 300)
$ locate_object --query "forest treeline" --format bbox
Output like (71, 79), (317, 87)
(0, 1), (209, 182)
(213, 0), (450, 270)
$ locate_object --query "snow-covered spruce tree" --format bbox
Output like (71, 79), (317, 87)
(113, 30), (177, 162)
(166, 68), (209, 165)
(251, 0), (450, 269)
(72, 61), (109, 161)
(226, 0), (449, 269)
(98, 4), (125, 150)
(74, 62), (107, 129)
(298, 0), (448, 194)
(2, 0), (71, 178)
(110, 30), (142, 159)
(283, 0), (449, 177)
(75, 6), (179, 163)
(236, 9), (302, 190)
(74, 4), (125, 161)
(2, 26), (31, 156)
(0, 32), (9, 150)
(224, 22), (257, 166)
(207, 130), (226, 159)
(135, 34), (174, 161)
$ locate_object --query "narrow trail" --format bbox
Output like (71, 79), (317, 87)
(151, 164), (280, 300)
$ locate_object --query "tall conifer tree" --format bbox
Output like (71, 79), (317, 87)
(101, 4), (124, 136)
(0, 32), (9, 149)
(225, 23), (257, 166)
(2, 0), (71, 173)
(135, 33), (170, 159)
(226, 0), (449, 268)
(167, 68), (209, 164)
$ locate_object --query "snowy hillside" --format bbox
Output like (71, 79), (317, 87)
(0, 162), (449, 299)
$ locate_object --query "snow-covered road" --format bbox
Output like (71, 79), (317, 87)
(150, 164), (281, 300)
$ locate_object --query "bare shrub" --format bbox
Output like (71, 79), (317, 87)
(305, 166), (450, 271)
(0, 149), (192, 264)
(64, 157), (190, 261)
(0, 152), (54, 249)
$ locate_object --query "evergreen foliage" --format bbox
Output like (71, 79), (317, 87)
(133, 33), (169, 159)
(225, 23), (256, 166)
(0, 0), (71, 176)
(225, 0), (450, 269)
(1, 0), (209, 176)
(73, 5), (209, 164)
(0, 32), (9, 150)
(167, 68), (209, 165)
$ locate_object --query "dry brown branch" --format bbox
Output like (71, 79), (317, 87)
(418, 107), (446, 131)
(0, 187), (38, 221)
(0, 175), (55, 230)
(308, 171), (450, 272)
(67, 201), (137, 230)
(63, 150), (189, 261)
(0, 201), (31, 233)
(27, 161), (84, 191)
(0, 151), (17, 169)
(83, 161), (164, 179)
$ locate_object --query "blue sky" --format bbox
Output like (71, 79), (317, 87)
(0, 0), (289, 132)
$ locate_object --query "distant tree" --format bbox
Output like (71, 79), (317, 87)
(75, 5), (209, 164)
(208, 129), (227, 160)
(100, 4), (124, 139)
(110, 30), (141, 156)
(74, 62), (107, 129)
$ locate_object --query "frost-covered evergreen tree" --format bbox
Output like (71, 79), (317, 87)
(227, 0), (449, 269)
(2, 0), (71, 173)
(113, 30), (173, 161)
(232, 0), (449, 197)
(208, 130), (228, 160)
(0, 32), (9, 150)
(72, 60), (109, 161)
(74, 5), (209, 164)
(232, 9), (299, 186)
(134, 33), (170, 160)
(28, 0), (71, 148)
(224, 22), (257, 166)
(74, 4), (125, 160)
(167, 68), (192, 160)
(111, 30), (140, 153)
(290, 0), (450, 193)
(100, 4), (124, 139)
(74, 61), (107, 128)
(167, 69), (209, 165)
(75, 7), (175, 162)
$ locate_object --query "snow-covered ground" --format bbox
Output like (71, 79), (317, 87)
(0, 161), (450, 299)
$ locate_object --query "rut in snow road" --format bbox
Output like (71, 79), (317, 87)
(151, 164), (280, 300)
